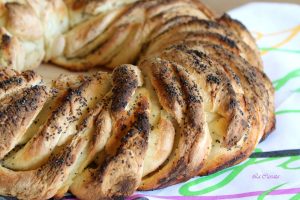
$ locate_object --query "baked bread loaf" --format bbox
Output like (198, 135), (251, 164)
(0, 0), (275, 199)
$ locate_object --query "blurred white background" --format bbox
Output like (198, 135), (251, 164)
(202, 0), (300, 14)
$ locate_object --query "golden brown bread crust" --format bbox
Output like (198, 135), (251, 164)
(0, 70), (41, 100)
(0, 69), (47, 158)
(0, 60), (274, 199)
(139, 58), (211, 190)
(0, 70), (112, 199)
(0, 0), (275, 199)
(71, 96), (150, 200)
(156, 46), (249, 147)
(217, 14), (263, 69)
(0, 85), (49, 159)
(0, 28), (25, 71)
(175, 42), (274, 138)
(3, 72), (111, 170)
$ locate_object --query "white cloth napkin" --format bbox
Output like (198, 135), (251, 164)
(128, 3), (300, 200)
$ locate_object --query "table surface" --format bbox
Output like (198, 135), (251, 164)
(202, 0), (300, 15)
